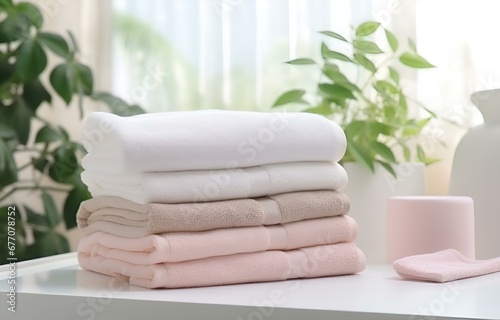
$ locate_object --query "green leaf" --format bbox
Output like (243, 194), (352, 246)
(424, 157), (440, 165)
(0, 0), (14, 12)
(0, 60), (15, 84)
(402, 145), (411, 161)
(0, 139), (17, 188)
(369, 121), (395, 136)
(286, 58), (316, 65)
(63, 184), (91, 229)
(15, 39), (47, 81)
(67, 30), (79, 53)
(384, 29), (398, 52)
(74, 63), (93, 95)
(321, 43), (352, 62)
(375, 80), (399, 94)
(347, 140), (374, 172)
(344, 121), (367, 137)
(322, 64), (360, 92)
(318, 83), (355, 100)
(272, 89), (306, 107)
(37, 32), (71, 59)
(22, 79), (52, 112)
(50, 63), (73, 104)
(354, 53), (376, 73)
(399, 92), (407, 110)
(25, 206), (48, 228)
(388, 67), (400, 84)
(35, 125), (61, 143)
(92, 92), (146, 116)
(323, 63), (343, 79)
(353, 40), (384, 54)
(416, 144), (426, 163)
(25, 231), (70, 259)
(408, 38), (417, 52)
(0, 3), (42, 43)
(15, 2), (43, 29)
(319, 30), (348, 42)
(376, 160), (397, 178)
(41, 192), (60, 228)
(2, 98), (32, 145)
(356, 22), (380, 36)
(422, 105), (437, 118)
(48, 145), (78, 183)
(418, 117), (432, 129)
(399, 52), (435, 68)
(370, 141), (396, 163)
(32, 157), (49, 173)
(402, 120), (420, 136)
(303, 103), (333, 116)
(0, 14), (26, 42)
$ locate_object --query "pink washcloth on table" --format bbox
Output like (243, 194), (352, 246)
(393, 249), (500, 282)
(78, 216), (358, 264)
(78, 242), (365, 289)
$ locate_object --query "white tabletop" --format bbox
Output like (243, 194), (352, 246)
(1, 252), (499, 320)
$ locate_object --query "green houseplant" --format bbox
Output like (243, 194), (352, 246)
(272, 21), (438, 177)
(0, 0), (144, 264)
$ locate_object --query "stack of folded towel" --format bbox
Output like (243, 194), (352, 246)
(76, 110), (365, 289)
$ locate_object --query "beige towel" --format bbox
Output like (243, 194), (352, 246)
(78, 242), (366, 289)
(78, 216), (358, 264)
(77, 190), (350, 237)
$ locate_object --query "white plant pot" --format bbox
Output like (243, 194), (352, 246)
(343, 162), (426, 263)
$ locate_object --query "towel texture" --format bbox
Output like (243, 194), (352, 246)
(81, 110), (346, 174)
(78, 242), (365, 288)
(81, 161), (348, 204)
(393, 249), (500, 282)
(78, 216), (358, 264)
(77, 190), (350, 237)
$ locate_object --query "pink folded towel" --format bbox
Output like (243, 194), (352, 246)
(393, 249), (500, 282)
(78, 242), (366, 289)
(78, 216), (358, 264)
(77, 190), (350, 237)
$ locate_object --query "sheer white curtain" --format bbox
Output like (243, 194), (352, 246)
(414, 0), (500, 194)
(111, 0), (373, 112)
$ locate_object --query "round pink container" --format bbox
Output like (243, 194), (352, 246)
(386, 196), (475, 263)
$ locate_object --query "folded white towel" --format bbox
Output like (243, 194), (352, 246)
(81, 161), (348, 204)
(81, 110), (346, 174)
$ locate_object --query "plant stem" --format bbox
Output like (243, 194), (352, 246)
(17, 162), (33, 172)
(15, 146), (44, 153)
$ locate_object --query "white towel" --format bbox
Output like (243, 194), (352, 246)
(81, 161), (348, 204)
(81, 110), (346, 174)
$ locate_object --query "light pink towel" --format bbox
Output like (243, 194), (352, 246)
(77, 190), (350, 237)
(78, 242), (365, 289)
(78, 216), (358, 264)
(393, 249), (500, 282)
